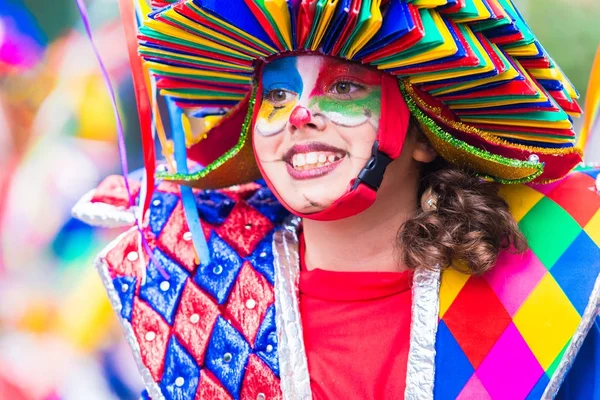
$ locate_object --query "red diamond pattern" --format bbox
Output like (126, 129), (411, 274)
(225, 261), (275, 344)
(156, 180), (183, 195)
(216, 202), (274, 257)
(220, 182), (263, 201)
(545, 172), (600, 227)
(91, 175), (141, 208)
(157, 203), (213, 273)
(105, 229), (148, 279)
(173, 280), (220, 366)
(196, 370), (233, 400)
(131, 299), (171, 381)
(94, 178), (288, 398)
(240, 355), (283, 400)
(442, 277), (512, 368)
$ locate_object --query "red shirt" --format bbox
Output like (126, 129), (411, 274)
(298, 236), (413, 400)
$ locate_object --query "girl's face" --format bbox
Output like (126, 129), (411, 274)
(253, 55), (382, 213)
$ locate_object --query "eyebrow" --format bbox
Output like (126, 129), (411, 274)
(316, 58), (382, 89)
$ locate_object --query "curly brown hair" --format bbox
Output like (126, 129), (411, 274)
(397, 124), (528, 275)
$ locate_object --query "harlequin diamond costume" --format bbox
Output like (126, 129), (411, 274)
(73, 0), (600, 399)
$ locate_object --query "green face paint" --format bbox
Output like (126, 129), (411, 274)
(308, 88), (381, 128)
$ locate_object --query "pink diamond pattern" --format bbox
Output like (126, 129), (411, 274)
(476, 323), (544, 399)
(485, 249), (547, 316)
(456, 375), (491, 400)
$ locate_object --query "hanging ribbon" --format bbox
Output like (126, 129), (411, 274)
(167, 99), (212, 267)
(75, 0), (168, 280)
(117, 0), (156, 218)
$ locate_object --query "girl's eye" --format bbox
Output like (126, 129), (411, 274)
(265, 89), (296, 106)
(330, 81), (363, 96)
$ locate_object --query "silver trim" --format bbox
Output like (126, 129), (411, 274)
(95, 228), (165, 400)
(72, 189), (138, 228)
(272, 217), (312, 400)
(542, 271), (600, 399)
(404, 266), (441, 400)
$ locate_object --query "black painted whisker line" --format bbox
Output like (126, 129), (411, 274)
(303, 194), (323, 208)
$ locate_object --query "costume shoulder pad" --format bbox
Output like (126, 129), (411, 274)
(71, 174), (142, 227)
(435, 168), (600, 399)
(74, 174), (289, 399)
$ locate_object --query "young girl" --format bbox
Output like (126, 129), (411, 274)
(74, 1), (600, 398)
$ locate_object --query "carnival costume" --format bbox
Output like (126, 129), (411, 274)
(73, 0), (600, 398)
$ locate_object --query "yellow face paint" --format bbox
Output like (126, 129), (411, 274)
(255, 97), (297, 136)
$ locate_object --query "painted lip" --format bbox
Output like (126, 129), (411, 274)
(283, 141), (346, 180)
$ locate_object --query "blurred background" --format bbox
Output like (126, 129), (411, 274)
(0, 0), (598, 399)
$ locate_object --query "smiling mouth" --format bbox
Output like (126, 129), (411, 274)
(291, 151), (344, 170)
(283, 142), (346, 179)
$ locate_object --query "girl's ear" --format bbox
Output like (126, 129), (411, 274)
(412, 140), (437, 163)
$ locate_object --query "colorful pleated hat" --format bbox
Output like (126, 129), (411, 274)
(136, 0), (583, 187)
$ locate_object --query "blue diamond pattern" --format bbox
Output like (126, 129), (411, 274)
(551, 231), (600, 315)
(555, 316), (600, 399)
(195, 189), (235, 225)
(434, 321), (475, 399)
(247, 232), (275, 285)
(205, 316), (251, 399)
(246, 186), (289, 224)
(254, 305), (279, 377)
(139, 249), (189, 324)
(159, 336), (200, 400)
(526, 373), (550, 400)
(149, 191), (179, 236)
(194, 232), (243, 304)
(113, 276), (136, 321)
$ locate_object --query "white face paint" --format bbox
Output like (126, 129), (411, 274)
(255, 56), (382, 137)
(253, 55), (383, 214)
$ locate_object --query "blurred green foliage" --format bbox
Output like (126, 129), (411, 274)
(521, 0), (600, 101)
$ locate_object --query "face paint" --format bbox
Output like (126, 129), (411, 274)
(255, 55), (382, 136)
(255, 99), (296, 136)
(308, 89), (381, 127)
(308, 57), (382, 129)
(255, 57), (303, 136)
(253, 55), (384, 217)
(289, 106), (311, 127)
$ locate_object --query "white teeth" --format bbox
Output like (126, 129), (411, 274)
(306, 152), (318, 165)
(291, 151), (344, 170)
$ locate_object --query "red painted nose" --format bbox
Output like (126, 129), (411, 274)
(289, 106), (311, 128)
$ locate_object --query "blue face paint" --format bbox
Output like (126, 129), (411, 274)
(261, 56), (303, 97)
